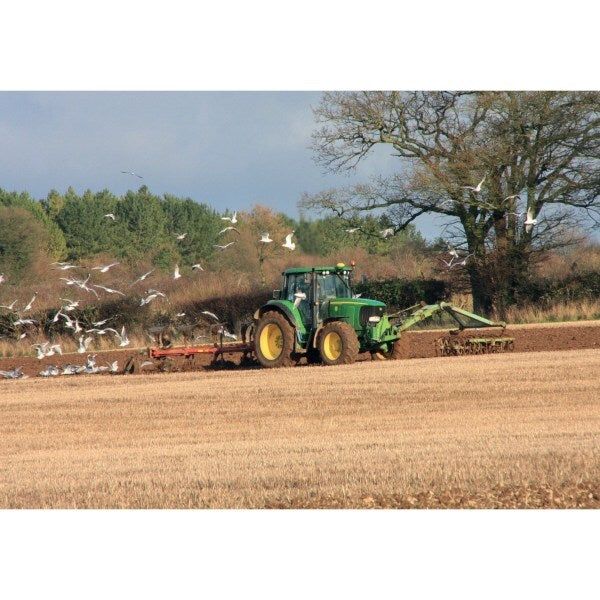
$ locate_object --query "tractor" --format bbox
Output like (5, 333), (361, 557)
(253, 263), (512, 368)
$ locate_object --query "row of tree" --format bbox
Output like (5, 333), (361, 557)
(0, 186), (425, 285)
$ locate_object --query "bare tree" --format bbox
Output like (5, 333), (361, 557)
(303, 92), (600, 316)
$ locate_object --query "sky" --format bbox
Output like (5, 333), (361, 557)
(0, 92), (444, 238)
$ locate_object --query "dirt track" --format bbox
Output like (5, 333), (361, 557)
(1, 319), (600, 378)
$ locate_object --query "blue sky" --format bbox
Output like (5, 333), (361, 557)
(0, 92), (443, 238)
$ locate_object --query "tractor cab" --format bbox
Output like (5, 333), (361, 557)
(278, 264), (354, 327)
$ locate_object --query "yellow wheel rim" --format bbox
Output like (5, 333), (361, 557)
(323, 331), (343, 361)
(260, 323), (283, 360)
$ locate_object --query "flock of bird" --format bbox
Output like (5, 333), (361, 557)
(0, 205), (301, 379)
(0, 171), (540, 379)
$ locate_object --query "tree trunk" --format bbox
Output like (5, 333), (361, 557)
(468, 263), (495, 316)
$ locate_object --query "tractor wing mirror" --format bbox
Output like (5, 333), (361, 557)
(273, 289), (281, 299)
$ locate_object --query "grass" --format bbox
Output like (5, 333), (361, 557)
(1, 348), (599, 508)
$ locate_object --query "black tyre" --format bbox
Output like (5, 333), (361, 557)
(318, 321), (359, 366)
(255, 311), (296, 368)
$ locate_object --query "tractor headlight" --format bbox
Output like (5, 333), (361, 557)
(368, 315), (381, 324)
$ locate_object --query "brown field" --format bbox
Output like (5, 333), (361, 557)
(1, 347), (599, 508)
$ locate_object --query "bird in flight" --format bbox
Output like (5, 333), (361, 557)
(345, 228), (359, 234)
(463, 174), (486, 193)
(114, 326), (130, 347)
(201, 310), (219, 321)
(259, 233), (273, 243)
(78, 335), (93, 354)
(14, 317), (38, 326)
(60, 298), (79, 310)
(32, 342), (62, 360)
(447, 244), (460, 260)
(218, 226), (240, 235)
(93, 284), (126, 296)
(221, 211), (238, 224)
(0, 299), (17, 311)
(92, 317), (112, 327)
(104, 213), (116, 221)
(130, 269), (155, 286)
(282, 232), (296, 251)
(140, 293), (159, 306)
(218, 326), (237, 340)
(121, 170), (143, 179)
(214, 242), (235, 250)
(92, 262), (119, 273)
(173, 264), (181, 280)
(380, 228), (394, 239)
(191, 264), (204, 271)
(23, 294), (37, 312)
(0, 273), (5, 284)
(53, 262), (79, 271)
(524, 207), (538, 233)
(175, 233), (187, 240)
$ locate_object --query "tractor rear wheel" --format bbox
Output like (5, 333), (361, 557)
(318, 321), (359, 366)
(255, 311), (296, 368)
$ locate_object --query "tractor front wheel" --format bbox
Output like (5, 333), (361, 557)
(255, 311), (296, 368)
(318, 321), (359, 366)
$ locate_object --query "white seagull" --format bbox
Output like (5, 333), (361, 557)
(14, 318), (38, 326)
(218, 226), (240, 235)
(93, 284), (126, 296)
(221, 211), (238, 224)
(60, 299), (79, 312)
(140, 294), (159, 306)
(175, 233), (187, 240)
(213, 242), (235, 250)
(463, 174), (486, 193)
(259, 233), (273, 243)
(380, 228), (394, 239)
(114, 326), (130, 347)
(78, 335), (93, 354)
(121, 170), (143, 179)
(92, 317), (112, 327)
(191, 264), (204, 271)
(524, 207), (538, 233)
(104, 213), (116, 220)
(345, 228), (359, 233)
(130, 269), (155, 286)
(0, 300), (17, 311)
(23, 294), (37, 312)
(201, 310), (219, 321)
(282, 232), (296, 251)
(0, 273), (5, 284)
(39, 365), (60, 377)
(92, 262), (119, 273)
(173, 264), (181, 280)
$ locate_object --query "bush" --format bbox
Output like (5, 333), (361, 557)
(354, 278), (449, 311)
(515, 271), (600, 305)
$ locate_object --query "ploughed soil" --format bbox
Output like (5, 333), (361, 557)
(2, 320), (600, 379)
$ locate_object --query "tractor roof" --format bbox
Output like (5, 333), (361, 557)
(283, 264), (353, 275)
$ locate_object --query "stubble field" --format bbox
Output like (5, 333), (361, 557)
(1, 348), (599, 508)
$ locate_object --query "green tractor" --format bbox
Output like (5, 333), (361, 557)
(253, 263), (512, 368)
